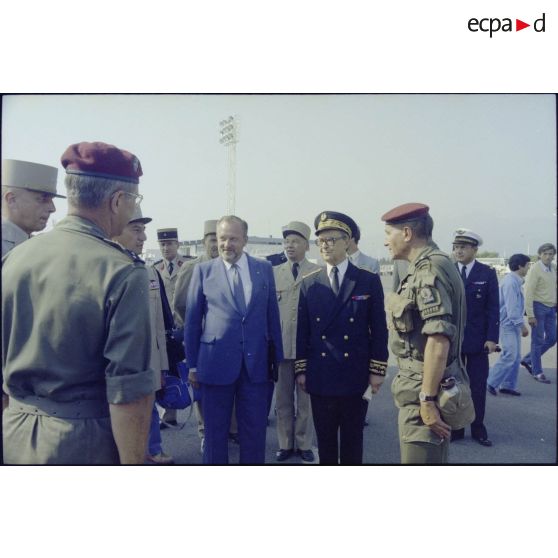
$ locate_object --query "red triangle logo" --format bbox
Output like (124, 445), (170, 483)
(516, 19), (530, 31)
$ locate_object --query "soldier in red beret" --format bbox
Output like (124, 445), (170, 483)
(382, 203), (470, 463)
(2, 141), (154, 464)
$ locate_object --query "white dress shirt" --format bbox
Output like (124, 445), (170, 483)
(458, 260), (476, 279)
(222, 252), (252, 306)
(326, 258), (349, 290)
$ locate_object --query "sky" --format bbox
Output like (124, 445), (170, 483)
(2, 94), (556, 259)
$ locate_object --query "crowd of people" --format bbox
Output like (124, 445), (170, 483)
(2, 141), (556, 465)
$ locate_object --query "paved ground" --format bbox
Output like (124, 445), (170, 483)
(160, 273), (556, 465)
(160, 336), (556, 465)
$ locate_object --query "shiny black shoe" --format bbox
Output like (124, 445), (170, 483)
(487, 384), (498, 396)
(499, 388), (521, 396)
(473, 436), (493, 447)
(520, 360), (533, 375)
(297, 449), (315, 463)
(276, 449), (294, 462)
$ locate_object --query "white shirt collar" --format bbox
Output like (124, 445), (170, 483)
(326, 258), (349, 288)
(222, 251), (248, 271)
(459, 260), (476, 276)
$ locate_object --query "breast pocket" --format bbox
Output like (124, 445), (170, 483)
(387, 293), (415, 333)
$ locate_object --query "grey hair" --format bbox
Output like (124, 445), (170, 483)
(217, 215), (249, 237)
(64, 174), (135, 209)
(393, 214), (434, 241)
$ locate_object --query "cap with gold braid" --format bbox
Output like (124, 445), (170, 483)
(314, 211), (353, 237)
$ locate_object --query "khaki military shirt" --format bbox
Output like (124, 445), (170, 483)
(274, 258), (321, 359)
(153, 254), (190, 304)
(2, 215), (154, 464)
(172, 253), (210, 327)
(1, 218), (29, 257)
(387, 244), (466, 364)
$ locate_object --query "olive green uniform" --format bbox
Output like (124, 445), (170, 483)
(2, 215), (154, 464)
(387, 244), (467, 464)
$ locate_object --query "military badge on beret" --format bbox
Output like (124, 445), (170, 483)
(320, 212), (327, 222)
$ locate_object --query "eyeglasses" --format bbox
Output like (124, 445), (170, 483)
(123, 192), (144, 206)
(315, 236), (344, 247)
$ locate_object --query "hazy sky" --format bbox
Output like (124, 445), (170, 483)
(2, 94), (556, 258)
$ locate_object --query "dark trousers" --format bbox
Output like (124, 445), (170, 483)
(310, 393), (368, 464)
(458, 352), (489, 439)
(201, 364), (268, 464)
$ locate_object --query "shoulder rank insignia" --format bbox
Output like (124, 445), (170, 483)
(419, 287), (435, 304)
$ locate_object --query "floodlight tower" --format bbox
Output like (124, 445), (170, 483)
(219, 115), (238, 215)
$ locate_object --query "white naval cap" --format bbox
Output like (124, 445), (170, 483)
(453, 228), (483, 247)
(1, 159), (65, 198)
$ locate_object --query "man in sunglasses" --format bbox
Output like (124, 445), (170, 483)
(294, 211), (388, 464)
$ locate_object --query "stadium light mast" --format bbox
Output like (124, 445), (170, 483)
(219, 115), (238, 215)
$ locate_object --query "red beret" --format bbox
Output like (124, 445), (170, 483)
(381, 203), (430, 224)
(61, 141), (143, 184)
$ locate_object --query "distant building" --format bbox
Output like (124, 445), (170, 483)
(144, 236), (321, 264)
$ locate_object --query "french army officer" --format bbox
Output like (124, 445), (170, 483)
(113, 207), (174, 465)
(295, 211), (388, 465)
(2, 141), (154, 464)
(273, 221), (321, 463)
(1, 159), (63, 257)
(452, 228), (499, 446)
(383, 203), (467, 464)
(153, 227), (189, 303)
(153, 227), (189, 428)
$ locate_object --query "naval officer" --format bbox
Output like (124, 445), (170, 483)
(295, 211), (389, 464)
(452, 228), (499, 446)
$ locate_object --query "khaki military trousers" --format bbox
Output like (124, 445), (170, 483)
(275, 360), (313, 451)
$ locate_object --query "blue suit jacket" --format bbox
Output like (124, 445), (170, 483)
(184, 254), (283, 385)
(459, 260), (500, 354)
(296, 262), (389, 397)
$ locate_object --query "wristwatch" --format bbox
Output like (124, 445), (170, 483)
(419, 391), (438, 402)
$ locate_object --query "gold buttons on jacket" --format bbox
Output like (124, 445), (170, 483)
(316, 317), (321, 322)
(349, 318), (354, 322)
(321, 352), (326, 357)
(344, 335), (349, 340)
(321, 335), (326, 340)
(344, 353), (349, 358)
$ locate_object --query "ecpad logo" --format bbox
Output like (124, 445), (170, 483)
(468, 13), (546, 38)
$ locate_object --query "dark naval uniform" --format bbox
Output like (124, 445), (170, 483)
(456, 259), (499, 441)
(296, 262), (388, 463)
(2, 216), (154, 464)
(387, 244), (467, 463)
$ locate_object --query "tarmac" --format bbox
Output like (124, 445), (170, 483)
(160, 332), (556, 466)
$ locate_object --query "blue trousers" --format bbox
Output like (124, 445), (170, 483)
(488, 326), (522, 390)
(202, 364), (268, 464)
(522, 302), (557, 374)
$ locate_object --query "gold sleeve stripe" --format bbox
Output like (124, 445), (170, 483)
(294, 359), (307, 374)
(369, 359), (388, 376)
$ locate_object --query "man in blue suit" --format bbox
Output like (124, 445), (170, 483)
(295, 211), (389, 464)
(452, 229), (500, 446)
(185, 215), (283, 464)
